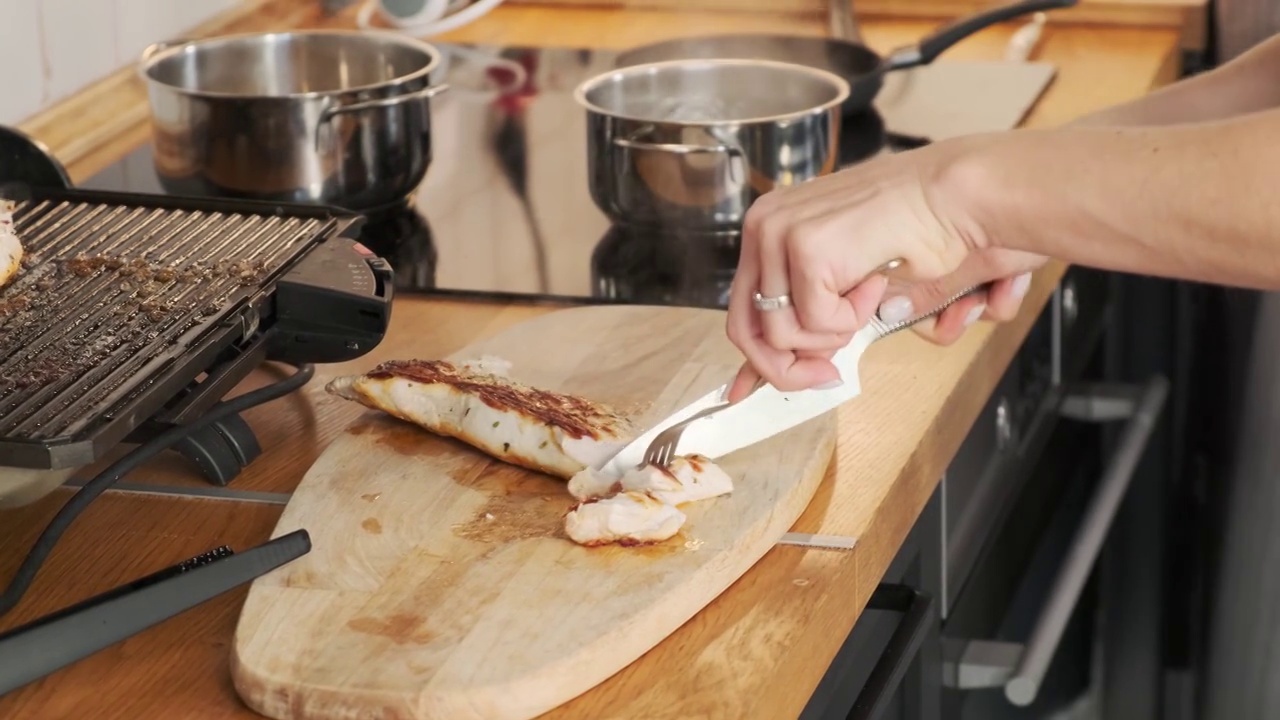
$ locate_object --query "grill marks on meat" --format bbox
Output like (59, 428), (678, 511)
(367, 359), (624, 441)
(325, 357), (632, 481)
(330, 356), (738, 550)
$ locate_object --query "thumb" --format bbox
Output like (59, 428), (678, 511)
(876, 251), (1042, 326)
(877, 274), (982, 327)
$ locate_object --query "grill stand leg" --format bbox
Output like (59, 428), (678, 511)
(169, 413), (262, 487)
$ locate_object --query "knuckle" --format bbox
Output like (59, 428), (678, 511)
(788, 222), (828, 267)
(756, 213), (791, 248)
(794, 307), (826, 332)
(744, 194), (775, 220)
(759, 323), (792, 349)
(725, 317), (747, 348)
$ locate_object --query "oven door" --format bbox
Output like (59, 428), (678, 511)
(940, 268), (1169, 718)
(800, 268), (1169, 720)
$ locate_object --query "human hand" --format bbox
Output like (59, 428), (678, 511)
(880, 249), (1046, 347)
(723, 136), (1046, 401)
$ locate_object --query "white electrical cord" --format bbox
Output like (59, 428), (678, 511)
(356, 0), (508, 37)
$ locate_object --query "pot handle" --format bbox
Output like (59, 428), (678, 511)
(137, 38), (194, 81)
(140, 38), (193, 63)
(613, 132), (746, 184)
(611, 137), (742, 155)
(319, 84), (452, 123)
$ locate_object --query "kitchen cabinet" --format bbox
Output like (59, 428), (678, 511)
(805, 267), (1170, 720)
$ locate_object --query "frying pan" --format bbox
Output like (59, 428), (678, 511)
(613, 0), (1076, 117)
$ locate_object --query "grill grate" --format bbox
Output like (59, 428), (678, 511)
(0, 194), (336, 447)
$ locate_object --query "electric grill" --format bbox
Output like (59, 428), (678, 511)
(0, 133), (394, 485)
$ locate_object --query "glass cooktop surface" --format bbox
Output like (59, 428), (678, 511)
(81, 44), (920, 310)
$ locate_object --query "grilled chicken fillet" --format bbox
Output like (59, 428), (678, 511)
(0, 200), (24, 288)
(325, 357), (631, 480)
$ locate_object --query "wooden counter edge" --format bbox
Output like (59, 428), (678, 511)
(504, 0), (1210, 51)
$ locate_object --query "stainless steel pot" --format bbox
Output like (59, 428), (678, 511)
(574, 58), (849, 231)
(137, 30), (449, 211)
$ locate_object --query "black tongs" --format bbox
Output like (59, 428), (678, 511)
(0, 529), (311, 696)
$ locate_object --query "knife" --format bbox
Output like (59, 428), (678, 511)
(597, 283), (988, 476)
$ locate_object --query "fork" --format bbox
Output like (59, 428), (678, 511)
(638, 280), (989, 468)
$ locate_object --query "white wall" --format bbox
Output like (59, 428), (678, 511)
(0, 0), (243, 126)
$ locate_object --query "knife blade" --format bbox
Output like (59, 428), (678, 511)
(598, 322), (879, 476)
(596, 281), (991, 476)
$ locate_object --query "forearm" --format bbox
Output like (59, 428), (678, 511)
(1070, 33), (1280, 127)
(955, 109), (1280, 290)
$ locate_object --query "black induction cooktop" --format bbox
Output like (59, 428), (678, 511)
(80, 44), (928, 311)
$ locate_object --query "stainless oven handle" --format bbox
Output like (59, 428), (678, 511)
(849, 584), (935, 720)
(1005, 374), (1169, 705)
(941, 375), (1169, 705)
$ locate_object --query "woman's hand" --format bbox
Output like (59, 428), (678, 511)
(724, 137), (1046, 401)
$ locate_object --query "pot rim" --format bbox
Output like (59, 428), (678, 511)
(573, 57), (851, 126)
(137, 29), (443, 101)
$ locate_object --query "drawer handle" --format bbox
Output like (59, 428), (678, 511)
(942, 375), (1169, 706)
(848, 584), (935, 720)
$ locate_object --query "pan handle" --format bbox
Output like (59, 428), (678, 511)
(885, 0), (1077, 71)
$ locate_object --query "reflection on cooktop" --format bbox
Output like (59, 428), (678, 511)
(592, 224), (739, 308)
(75, 43), (931, 310)
(356, 203), (438, 292)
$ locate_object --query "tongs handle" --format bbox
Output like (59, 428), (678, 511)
(0, 529), (311, 695)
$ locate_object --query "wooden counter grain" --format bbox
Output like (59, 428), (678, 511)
(0, 4), (1182, 719)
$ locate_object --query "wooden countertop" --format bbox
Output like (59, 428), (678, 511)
(0, 3), (1183, 719)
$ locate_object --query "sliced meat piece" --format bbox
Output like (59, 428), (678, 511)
(326, 358), (632, 480)
(618, 454), (733, 505)
(566, 466), (621, 501)
(0, 200), (23, 288)
(564, 491), (686, 547)
(567, 454), (734, 506)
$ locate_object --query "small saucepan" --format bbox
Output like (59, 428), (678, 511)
(575, 58), (849, 233)
(614, 0), (1077, 118)
(137, 29), (450, 212)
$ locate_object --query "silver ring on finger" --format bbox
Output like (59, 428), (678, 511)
(752, 291), (792, 312)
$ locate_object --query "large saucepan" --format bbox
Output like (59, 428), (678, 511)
(137, 30), (449, 211)
(614, 0), (1077, 119)
(575, 58), (850, 233)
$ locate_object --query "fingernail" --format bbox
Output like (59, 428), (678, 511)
(815, 379), (844, 390)
(964, 304), (986, 327)
(878, 295), (914, 324)
(1012, 272), (1033, 299)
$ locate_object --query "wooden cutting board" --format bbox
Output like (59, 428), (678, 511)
(231, 305), (838, 720)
